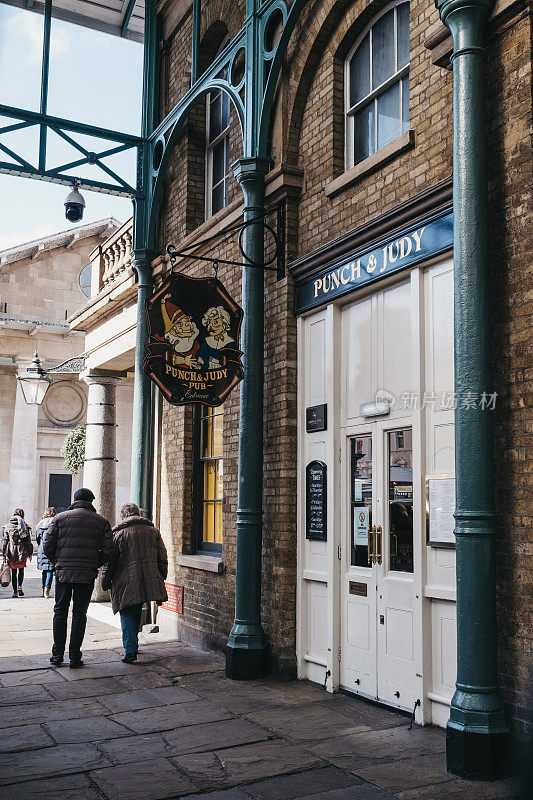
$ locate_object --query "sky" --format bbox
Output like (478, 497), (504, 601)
(0, 6), (143, 250)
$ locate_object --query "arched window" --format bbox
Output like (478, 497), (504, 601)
(345, 1), (410, 169)
(206, 40), (231, 218)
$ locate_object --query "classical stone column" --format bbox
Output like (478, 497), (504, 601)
(435, 0), (509, 779)
(8, 360), (39, 526)
(81, 369), (125, 602)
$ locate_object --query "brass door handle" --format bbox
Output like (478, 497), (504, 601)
(368, 525), (375, 565)
(376, 525), (383, 565)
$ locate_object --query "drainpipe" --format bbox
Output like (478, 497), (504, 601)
(226, 156), (272, 680)
(435, 0), (509, 779)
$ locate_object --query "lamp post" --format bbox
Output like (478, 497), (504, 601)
(16, 351), (52, 405)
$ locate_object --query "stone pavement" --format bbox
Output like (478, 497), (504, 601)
(0, 563), (524, 800)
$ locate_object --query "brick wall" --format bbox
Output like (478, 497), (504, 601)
(486, 4), (533, 745)
(156, 0), (532, 711)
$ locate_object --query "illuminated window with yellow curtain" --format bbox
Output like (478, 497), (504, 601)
(196, 404), (224, 551)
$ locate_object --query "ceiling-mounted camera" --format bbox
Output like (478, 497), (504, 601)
(64, 180), (86, 223)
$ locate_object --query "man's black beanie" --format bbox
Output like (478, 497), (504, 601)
(74, 488), (95, 502)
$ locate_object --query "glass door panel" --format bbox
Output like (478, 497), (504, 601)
(350, 435), (373, 567)
(387, 428), (413, 572)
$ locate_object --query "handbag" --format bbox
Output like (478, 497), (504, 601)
(1, 561), (11, 588)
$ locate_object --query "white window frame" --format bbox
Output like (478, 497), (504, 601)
(205, 41), (231, 220)
(344, 0), (410, 170)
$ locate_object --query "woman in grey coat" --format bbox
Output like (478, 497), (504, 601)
(35, 507), (56, 598)
(102, 503), (168, 663)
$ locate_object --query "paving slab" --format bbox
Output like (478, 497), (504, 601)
(355, 753), (453, 792)
(262, 680), (340, 705)
(143, 685), (203, 705)
(186, 791), (250, 800)
(296, 787), (395, 800)
(0, 668), (66, 686)
(398, 777), (525, 799)
(55, 661), (139, 681)
(162, 717), (270, 755)
(177, 672), (301, 714)
(241, 765), (363, 800)
(97, 688), (170, 713)
(246, 702), (372, 742)
(173, 739), (322, 790)
(116, 669), (174, 691)
(0, 683), (52, 705)
(45, 675), (128, 700)
(110, 699), (232, 734)
(310, 724), (446, 771)
(156, 653), (226, 676)
(0, 742), (111, 785)
(0, 772), (100, 800)
(0, 722), (55, 752)
(98, 732), (174, 764)
(327, 695), (408, 729)
(90, 757), (199, 800)
(44, 715), (135, 743)
(0, 696), (109, 727)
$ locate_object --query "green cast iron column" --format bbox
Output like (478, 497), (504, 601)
(130, 0), (158, 518)
(130, 249), (157, 518)
(435, 0), (509, 779)
(226, 156), (272, 680)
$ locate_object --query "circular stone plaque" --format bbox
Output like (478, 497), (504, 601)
(43, 381), (86, 427)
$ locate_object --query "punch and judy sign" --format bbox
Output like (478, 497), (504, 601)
(145, 272), (244, 407)
(295, 211), (453, 314)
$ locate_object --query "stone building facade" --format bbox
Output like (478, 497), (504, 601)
(0, 218), (134, 531)
(71, 0), (531, 757)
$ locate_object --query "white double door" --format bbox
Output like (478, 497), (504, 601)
(340, 418), (422, 712)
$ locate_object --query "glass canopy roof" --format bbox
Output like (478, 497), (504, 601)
(0, 0), (145, 41)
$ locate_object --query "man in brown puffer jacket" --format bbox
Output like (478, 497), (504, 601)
(44, 488), (112, 668)
(102, 503), (168, 663)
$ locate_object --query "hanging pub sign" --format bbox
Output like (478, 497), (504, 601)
(144, 271), (244, 407)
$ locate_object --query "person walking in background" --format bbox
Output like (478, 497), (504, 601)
(44, 488), (112, 668)
(102, 503), (168, 664)
(2, 508), (33, 598)
(35, 507), (56, 598)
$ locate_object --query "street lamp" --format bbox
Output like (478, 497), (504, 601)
(17, 351), (52, 405)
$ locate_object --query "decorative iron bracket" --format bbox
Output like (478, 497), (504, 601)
(166, 199), (286, 280)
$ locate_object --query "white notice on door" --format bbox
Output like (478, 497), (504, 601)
(354, 480), (363, 502)
(354, 506), (369, 545)
(428, 477), (455, 545)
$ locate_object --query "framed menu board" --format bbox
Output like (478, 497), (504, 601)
(306, 460), (327, 541)
(426, 475), (456, 547)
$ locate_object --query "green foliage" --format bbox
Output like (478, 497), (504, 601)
(61, 424), (86, 475)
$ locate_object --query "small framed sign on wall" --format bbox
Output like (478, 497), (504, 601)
(306, 460), (327, 541)
(426, 475), (456, 548)
(306, 404), (327, 433)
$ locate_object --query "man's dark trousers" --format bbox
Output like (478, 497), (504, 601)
(52, 580), (94, 662)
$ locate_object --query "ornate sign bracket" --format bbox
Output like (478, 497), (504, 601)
(166, 200), (286, 281)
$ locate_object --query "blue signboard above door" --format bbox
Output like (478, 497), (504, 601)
(294, 210), (453, 315)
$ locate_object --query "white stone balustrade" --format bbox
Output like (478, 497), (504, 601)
(89, 218), (133, 295)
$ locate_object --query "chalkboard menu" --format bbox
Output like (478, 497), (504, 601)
(306, 460), (327, 540)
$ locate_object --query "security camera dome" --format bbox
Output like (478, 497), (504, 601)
(64, 185), (86, 223)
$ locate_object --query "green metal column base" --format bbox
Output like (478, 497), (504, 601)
(447, 726), (511, 781)
(226, 621), (268, 680)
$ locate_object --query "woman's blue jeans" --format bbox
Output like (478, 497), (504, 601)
(120, 603), (143, 655)
(42, 570), (53, 589)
